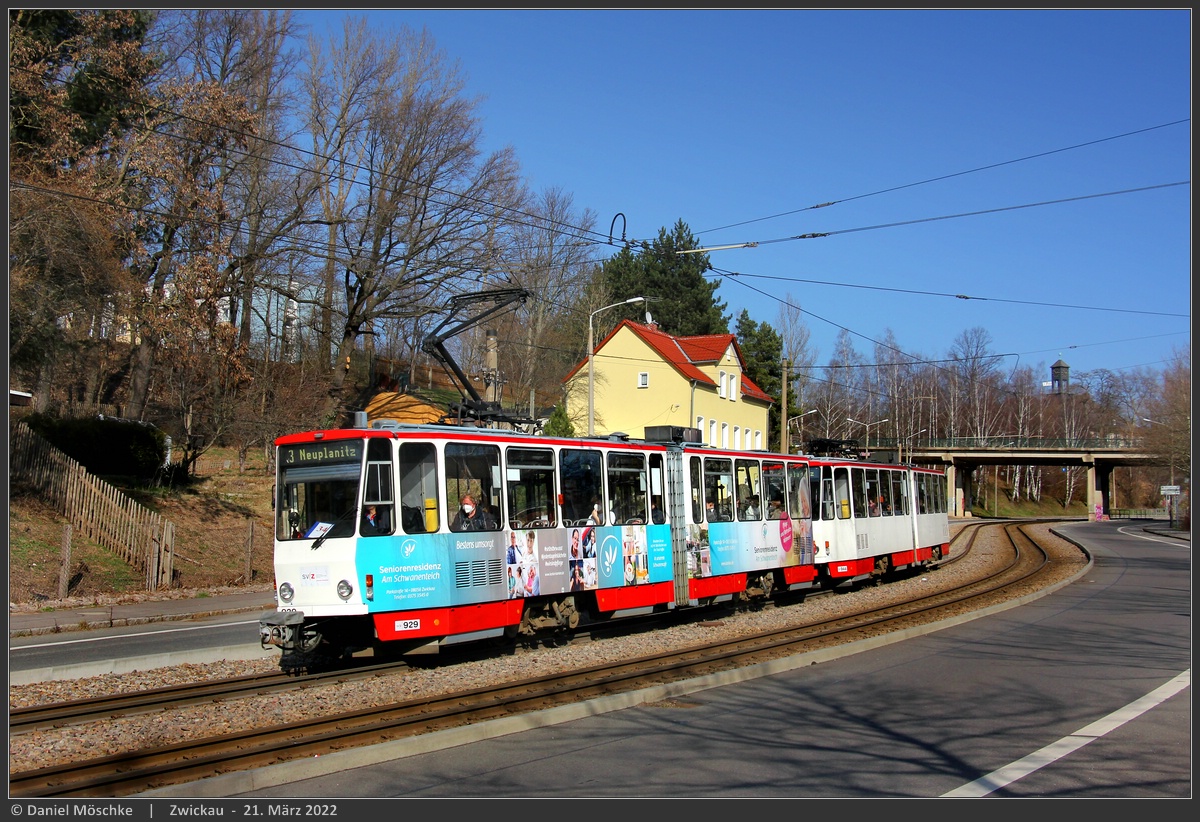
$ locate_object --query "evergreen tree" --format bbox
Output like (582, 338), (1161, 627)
(735, 310), (790, 451)
(9, 9), (156, 163)
(543, 402), (576, 438)
(600, 219), (729, 335)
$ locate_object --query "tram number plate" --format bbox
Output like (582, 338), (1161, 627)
(394, 618), (421, 632)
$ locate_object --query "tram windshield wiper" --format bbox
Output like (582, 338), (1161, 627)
(311, 509), (356, 550)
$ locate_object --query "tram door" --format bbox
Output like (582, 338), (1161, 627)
(814, 464), (857, 563)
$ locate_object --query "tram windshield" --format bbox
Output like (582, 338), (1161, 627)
(277, 440), (364, 541)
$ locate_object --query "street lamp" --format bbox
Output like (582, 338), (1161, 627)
(786, 409), (817, 454)
(589, 296), (646, 436)
(899, 428), (926, 465)
(846, 417), (889, 454)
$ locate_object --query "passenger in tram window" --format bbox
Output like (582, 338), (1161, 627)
(869, 496), (881, 516)
(451, 494), (496, 531)
(587, 498), (604, 526)
(361, 504), (390, 535)
(650, 499), (665, 524)
(768, 497), (785, 519)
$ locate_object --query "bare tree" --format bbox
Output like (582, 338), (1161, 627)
(493, 187), (600, 414)
(1004, 363), (1043, 502)
(1142, 345), (1191, 512)
(98, 13), (259, 423)
(777, 292), (817, 417)
(298, 20), (525, 422)
(299, 16), (386, 371)
(813, 329), (862, 443)
(948, 326), (1006, 440)
(174, 11), (312, 348)
(153, 10), (331, 455)
(8, 10), (157, 412)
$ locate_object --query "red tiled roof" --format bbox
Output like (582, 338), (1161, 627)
(563, 320), (774, 404)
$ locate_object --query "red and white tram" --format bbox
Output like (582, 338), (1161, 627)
(807, 438), (950, 587)
(260, 421), (948, 673)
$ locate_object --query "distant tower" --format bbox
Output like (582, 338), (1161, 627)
(1051, 359), (1070, 394)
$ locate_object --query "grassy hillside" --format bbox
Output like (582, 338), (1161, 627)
(9, 446), (276, 606)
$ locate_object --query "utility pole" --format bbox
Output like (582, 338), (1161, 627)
(780, 358), (789, 453)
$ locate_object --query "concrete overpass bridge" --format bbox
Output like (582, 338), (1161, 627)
(865, 436), (1160, 520)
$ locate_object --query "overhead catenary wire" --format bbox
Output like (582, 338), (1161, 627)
(11, 62), (1188, 379)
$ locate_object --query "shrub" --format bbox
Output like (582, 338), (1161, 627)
(24, 412), (168, 482)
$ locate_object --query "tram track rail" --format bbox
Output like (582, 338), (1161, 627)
(9, 519), (1079, 799)
(9, 521), (981, 733)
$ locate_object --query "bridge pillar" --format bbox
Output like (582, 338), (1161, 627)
(946, 462), (974, 517)
(1089, 463), (1112, 521)
(945, 464), (958, 516)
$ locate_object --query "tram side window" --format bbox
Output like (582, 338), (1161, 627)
(852, 467), (868, 518)
(917, 475), (929, 515)
(878, 469), (894, 516)
(736, 458), (762, 521)
(704, 457), (734, 521)
(506, 447), (557, 528)
(397, 442), (438, 533)
(937, 475), (947, 513)
(788, 463), (811, 521)
(763, 461), (787, 519)
(560, 448), (604, 526)
(689, 456), (704, 523)
(648, 453), (666, 523)
(833, 466), (851, 520)
(445, 442), (502, 532)
(894, 470), (908, 516)
(607, 451), (648, 524)
(361, 439), (395, 536)
(864, 468), (884, 516)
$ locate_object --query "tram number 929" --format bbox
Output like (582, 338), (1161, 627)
(395, 618), (421, 631)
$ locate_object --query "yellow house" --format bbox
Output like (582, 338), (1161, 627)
(563, 320), (774, 448)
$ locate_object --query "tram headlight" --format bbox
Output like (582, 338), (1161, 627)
(278, 582), (295, 604)
(336, 579), (354, 601)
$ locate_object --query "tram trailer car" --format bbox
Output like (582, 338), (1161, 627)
(260, 420), (949, 673)
(807, 439), (951, 588)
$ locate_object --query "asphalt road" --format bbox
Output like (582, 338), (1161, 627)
(151, 520), (1191, 800)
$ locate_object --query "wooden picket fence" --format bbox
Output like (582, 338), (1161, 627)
(10, 421), (175, 590)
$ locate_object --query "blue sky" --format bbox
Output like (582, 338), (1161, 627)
(294, 9), (1190, 382)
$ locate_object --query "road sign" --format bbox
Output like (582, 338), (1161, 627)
(1160, 485), (1181, 496)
